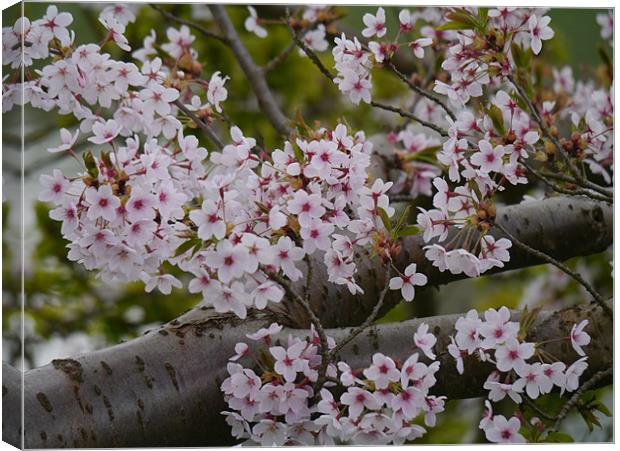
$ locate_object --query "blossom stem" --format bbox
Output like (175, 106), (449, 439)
(493, 221), (611, 316)
(328, 264), (392, 360)
(551, 367), (613, 432)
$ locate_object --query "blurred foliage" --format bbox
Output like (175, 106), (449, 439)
(1, 3), (613, 443)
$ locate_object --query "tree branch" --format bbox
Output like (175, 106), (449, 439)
(284, 20), (448, 137)
(3, 302), (611, 448)
(300, 195), (612, 328)
(209, 5), (291, 136)
(173, 99), (224, 151)
(150, 4), (227, 44)
(493, 221), (611, 316)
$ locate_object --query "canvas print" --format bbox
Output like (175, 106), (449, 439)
(1, 2), (614, 447)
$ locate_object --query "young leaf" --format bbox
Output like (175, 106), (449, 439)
(377, 207), (393, 232)
(396, 225), (422, 237)
(544, 432), (574, 443)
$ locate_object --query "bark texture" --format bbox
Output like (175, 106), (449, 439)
(295, 195), (613, 327)
(2, 303), (611, 448)
(2, 196), (612, 447)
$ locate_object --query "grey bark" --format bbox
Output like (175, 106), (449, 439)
(2, 196), (612, 447)
(209, 5), (292, 136)
(2, 303), (611, 448)
(297, 195), (613, 327)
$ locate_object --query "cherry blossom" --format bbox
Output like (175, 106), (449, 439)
(413, 323), (437, 360)
(88, 119), (122, 144)
(48, 128), (79, 153)
(528, 14), (554, 55)
(363, 353), (400, 389)
(362, 8), (387, 38)
(483, 415), (526, 443)
(389, 263), (428, 302)
(244, 6), (267, 38)
(570, 319), (591, 356)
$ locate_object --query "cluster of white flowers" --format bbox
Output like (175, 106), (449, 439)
(332, 32), (373, 105)
(435, 8), (553, 107)
(221, 322), (444, 445)
(7, 5), (423, 317)
(413, 78), (554, 277)
(4, 4), (609, 445)
(446, 307), (591, 443)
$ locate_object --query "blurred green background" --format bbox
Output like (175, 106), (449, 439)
(2, 3), (613, 443)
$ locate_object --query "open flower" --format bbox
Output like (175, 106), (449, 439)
(244, 6), (267, 38)
(413, 323), (437, 360)
(48, 128), (79, 153)
(88, 119), (121, 144)
(362, 7), (386, 38)
(389, 263), (428, 302)
(570, 319), (591, 356)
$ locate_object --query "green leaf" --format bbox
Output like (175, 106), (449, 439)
(173, 238), (201, 258)
(402, 146), (441, 163)
(292, 142), (305, 163)
(485, 104), (506, 135)
(393, 205), (411, 234)
(377, 207), (393, 232)
(511, 42), (531, 69)
(436, 21), (474, 31)
(396, 225), (422, 237)
(544, 432), (574, 443)
(83, 151), (99, 179)
(594, 400), (612, 417)
(479, 7), (489, 24)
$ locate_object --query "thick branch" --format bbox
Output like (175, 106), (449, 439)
(3, 303), (611, 448)
(209, 5), (291, 136)
(301, 195), (612, 327)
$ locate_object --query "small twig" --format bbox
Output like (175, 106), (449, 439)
(552, 367), (613, 432)
(285, 16), (448, 138)
(150, 4), (227, 44)
(304, 255), (313, 305)
(209, 5), (291, 136)
(521, 159), (612, 203)
(173, 99), (224, 150)
(539, 171), (613, 199)
(285, 13), (335, 82)
(507, 74), (613, 199)
(328, 265), (392, 359)
(270, 272), (330, 383)
(386, 61), (456, 121)
(523, 396), (559, 421)
(263, 40), (298, 73)
(370, 100), (449, 137)
(493, 221), (612, 316)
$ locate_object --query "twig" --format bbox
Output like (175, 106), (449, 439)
(173, 99), (224, 150)
(370, 101), (449, 137)
(150, 4), (227, 44)
(552, 367), (613, 432)
(284, 14), (335, 82)
(270, 272), (330, 382)
(284, 16), (449, 138)
(493, 221), (612, 316)
(263, 40), (298, 73)
(521, 159), (612, 203)
(507, 74), (613, 199)
(387, 61), (456, 121)
(209, 5), (291, 136)
(539, 171), (613, 199)
(328, 265), (392, 359)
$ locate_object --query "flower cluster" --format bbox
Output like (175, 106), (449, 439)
(445, 307), (591, 443)
(7, 5), (426, 318)
(221, 322), (444, 445)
